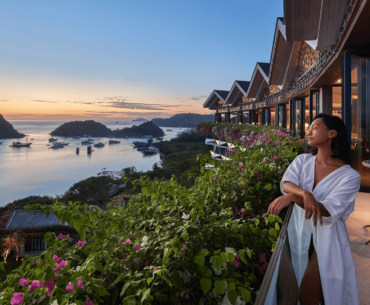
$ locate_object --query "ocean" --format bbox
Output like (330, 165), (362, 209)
(0, 121), (184, 207)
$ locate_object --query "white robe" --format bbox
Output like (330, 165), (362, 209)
(280, 153), (361, 305)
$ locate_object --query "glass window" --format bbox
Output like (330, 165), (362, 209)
(350, 55), (370, 188)
(285, 104), (290, 129)
(304, 96), (309, 131)
(270, 108), (275, 126)
(312, 92), (319, 120)
(295, 100), (302, 131)
(333, 87), (342, 119)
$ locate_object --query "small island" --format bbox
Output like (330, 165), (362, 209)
(50, 120), (164, 138)
(151, 113), (214, 128)
(132, 118), (148, 122)
(112, 121), (164, 138)
(0, 114), (25, 139)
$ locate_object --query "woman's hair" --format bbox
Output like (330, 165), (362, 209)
(308, 113), (351, 163)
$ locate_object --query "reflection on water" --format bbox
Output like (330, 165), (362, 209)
(0, 121), (184, 206)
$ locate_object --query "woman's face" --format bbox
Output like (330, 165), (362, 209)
(306, 118), (336, 147)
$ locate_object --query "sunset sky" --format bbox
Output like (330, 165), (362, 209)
(1, 0), (283, 121)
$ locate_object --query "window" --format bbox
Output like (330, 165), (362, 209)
(333, 87), (342, 119)
(285, 104), (290, 129)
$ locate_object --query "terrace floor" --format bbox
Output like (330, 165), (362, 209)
(347, 192), (370, 305)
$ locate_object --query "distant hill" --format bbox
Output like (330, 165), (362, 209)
(0, 114), (25, 139)
(112, 121), (164, 138)
(50, 120), (164, 138)
(151, 113), (214, 128)
(51, 120), (112, 137)
(132, 118), (148, 122)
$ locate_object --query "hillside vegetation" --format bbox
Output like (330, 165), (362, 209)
(151, 113), (214, 128)
(0, 114), (25, 139)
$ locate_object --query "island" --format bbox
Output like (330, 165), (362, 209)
(151, 113), (214, 128)
(0, 114), (25, 139)
(112, 121), (164, 138)
(50, 120), (164, 138)
(132, 118), (148, 122)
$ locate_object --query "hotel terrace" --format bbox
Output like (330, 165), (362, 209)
(204, 0), (370, 192)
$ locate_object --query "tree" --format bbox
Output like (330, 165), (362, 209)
(61, 176), (120, 206)
(147, 138), (153, 144)
(0, 235), (14, 264)
(12, 230), (26, 261)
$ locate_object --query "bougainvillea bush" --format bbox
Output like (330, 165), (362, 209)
(0, 124), (304, 305)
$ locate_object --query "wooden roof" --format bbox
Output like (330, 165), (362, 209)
(203, 90), (229, 109)
(224, 81), (250, 106)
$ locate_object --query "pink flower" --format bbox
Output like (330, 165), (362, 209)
(66, 284), (74, 292)
(77, 240), (86, 247)
(55, 260), (68, 269)
(53, 254), (62, 262)
(77, 279), (83, 288)
(119, 258), (125, 262)
(10, 292), (24, 305)
(124, 238), (131, 244)
(40, 281), (47, 288)
(241, 174), (244, 177)
(19, 278), (29, 286)
(57, 233), (69, 240)
(231, 260), (239, 269)
(85, 301), (94, 305)
(28, 280), (40, 291)
(46, 289), (53, 296)
(47, 281), (55, 290)
(255, 173), (260, 179)
(134, 244), (142, 252)
(235, 255), (240, 261)
(153, 266), (157, 271)
(259, 253), (266, 263)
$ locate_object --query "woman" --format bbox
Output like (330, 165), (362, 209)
(268, 113), (361, 305)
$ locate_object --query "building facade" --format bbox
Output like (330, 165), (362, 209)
(203, 0), (370, 191)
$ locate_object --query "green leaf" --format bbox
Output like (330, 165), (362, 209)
(269, 228), (277, 238)
(141, 288), (151, 304)
(275, 223), (280, 230)
(214, 280), (225, 294)
(200, 249), (209, 257)
(228, 289), (238, 305)
(73, 219), (84, 232)
(228, 253), (235, 262)
(107, 243), (116, 257)
(227, 282), (235, 291)
(96, 229), (106, 240)
(120, 282), (131, 297)
(79, 224), (87, 241)
(147, 277), (153, 285)
(240, 288), (251, 303)
(200, 277), (212, 296)
(193, 255), (205, 266)
(122, 295), (136, 305)
(276, 216), (282, 223)
(201, 267), (213, 278)
(255, 219), (260, 226)
(220, 252), (229, 262)
(239, 252), (247, 264)
(211, 255), (222, 271)
(44, 267), (54, 283)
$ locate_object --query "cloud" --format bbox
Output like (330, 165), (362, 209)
(72, 101), (94, 105)
(189, 95), (208, 101)
(32, 100), (59, 104)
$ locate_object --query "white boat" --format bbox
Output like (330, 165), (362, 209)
(49, 138), (58, 142)
(55, 142), (69, 146)
(49, 143), (64, 149)
(81, 139), (94, 145)
(94, 142), (105, 148)
(109, 140), (121, 144)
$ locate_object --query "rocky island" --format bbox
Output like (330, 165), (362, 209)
(50, 120), (164, 138)
(151, 113), (214, 128)
(112, 121), (164, 138)
(0, 114), (25, 139)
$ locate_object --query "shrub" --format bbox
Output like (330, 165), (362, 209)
(0, 125), (305, 305)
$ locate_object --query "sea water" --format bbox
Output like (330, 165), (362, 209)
(0, 121), (184, 206)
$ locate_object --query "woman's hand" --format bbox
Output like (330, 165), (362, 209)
(302, 192), (323, 226)
(268, 194), (294, 216)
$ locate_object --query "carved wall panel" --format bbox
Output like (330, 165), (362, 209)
(293, 42), (319, 82)
(263, 85), (281, 98)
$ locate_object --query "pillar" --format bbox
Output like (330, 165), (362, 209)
(289, 100), (295, 131)
(239, 112), (243, 124)
(225, 113), (231, 124)
(320, 87), (333, 115)
(263, 108), (270, 125)
(342, 51), (352, 143)
(214, 113), (218, 123)
(275, 105), (279, 127)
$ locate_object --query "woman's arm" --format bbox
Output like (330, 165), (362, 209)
(282, 181), (331, 224)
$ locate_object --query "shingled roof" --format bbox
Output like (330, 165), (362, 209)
(5, 210), (64, 229)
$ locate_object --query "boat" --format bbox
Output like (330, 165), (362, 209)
(87, 145), (93, 154)
(81, 139), (94, 145)
(55, 142), (69, 146)
(109, 140), (121, 144)
(93, 142), (105, 148)
(76, 147), (79, 154)
(142, 150), (156, 156)
(49, 138), (58, 142)
(30, 138), (34, 140)
(166, 129), (172, 131)
(49, 143), (64, 149)
(10, 141), (32, 147)
(97, 172), (102, 175)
